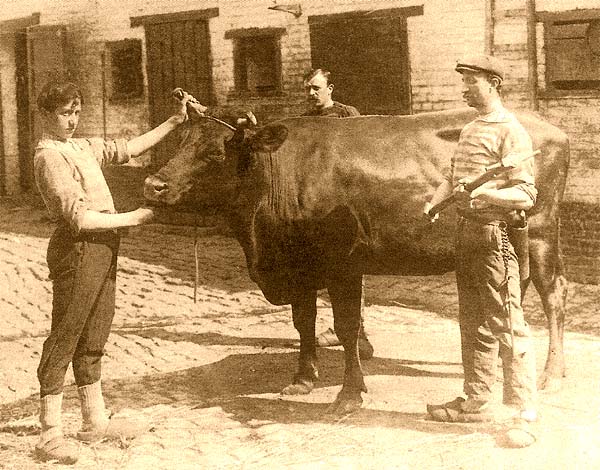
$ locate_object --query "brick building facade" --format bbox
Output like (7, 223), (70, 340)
(1, 0), (600, 282)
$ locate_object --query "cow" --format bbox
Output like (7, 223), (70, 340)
(144, 108), (569, 414)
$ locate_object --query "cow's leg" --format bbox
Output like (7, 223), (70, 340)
(529, 237), (568, 390)
(327, 274), (366, 414)
(281, 290), (319, 395)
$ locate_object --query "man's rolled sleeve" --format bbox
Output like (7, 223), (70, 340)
(35, 150), (88, 234)
(501, 125), (535, 185)
(513, 182), (537, 206)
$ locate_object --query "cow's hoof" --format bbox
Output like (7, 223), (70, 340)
(326, 393), (363, 415)
(281, 381), (314, 396)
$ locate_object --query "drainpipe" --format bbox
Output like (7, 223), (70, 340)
(101, 49), (107, 139)
(526, 0), (539, 111)
(0, 71), (5, 196)
(485, 0), (495, 55)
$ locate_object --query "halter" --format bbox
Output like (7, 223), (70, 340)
(203, 115), (236, 132)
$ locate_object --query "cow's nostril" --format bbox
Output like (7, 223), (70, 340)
(153, 182), (169, 193)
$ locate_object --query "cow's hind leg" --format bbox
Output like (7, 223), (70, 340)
(281, 290), (319, 395)
(529, 238), (568, 390)
(327, 274), (366, 414)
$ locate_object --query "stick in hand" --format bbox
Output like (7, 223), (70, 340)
(427, 149), (541, 218)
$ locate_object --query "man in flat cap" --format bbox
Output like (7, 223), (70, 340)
(425, 54), (538, 447)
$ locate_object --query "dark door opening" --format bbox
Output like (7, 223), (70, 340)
(309, 11), (415, 116)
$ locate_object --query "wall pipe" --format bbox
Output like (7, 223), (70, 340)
(526, 0), (539, 111)
(485, 0), (495, 55)
(101, 49), (107, 139)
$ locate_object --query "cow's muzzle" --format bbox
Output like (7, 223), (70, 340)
(143, 175), (171, 202)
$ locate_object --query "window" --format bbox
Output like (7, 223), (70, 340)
(541, 9), (600, 92)
(226, 28), (285, 96)
(107, 39), (144, 100)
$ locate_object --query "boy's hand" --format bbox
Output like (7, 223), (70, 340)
(172, 88), (208, 122)
(171, 92), (189, 125)
(134, 207), (155, 225)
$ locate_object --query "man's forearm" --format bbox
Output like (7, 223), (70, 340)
(429, 180), (454, 207)
(475, 187), (534, 210)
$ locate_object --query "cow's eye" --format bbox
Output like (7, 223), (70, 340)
(195, 142), (224, 163)
(207, 153), (226, 163)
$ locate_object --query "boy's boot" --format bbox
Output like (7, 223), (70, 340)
(35, 393), (79, 464)
(77, 380), (147, 442)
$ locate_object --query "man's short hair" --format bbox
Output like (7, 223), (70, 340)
(37, 81), (83, 112)
(304, 68), (332, 85)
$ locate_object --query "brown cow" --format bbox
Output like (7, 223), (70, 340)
(144, 108), (569, 414)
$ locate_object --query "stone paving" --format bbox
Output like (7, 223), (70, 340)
(1, 199), (600, 469)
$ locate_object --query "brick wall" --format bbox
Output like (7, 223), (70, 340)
(2, 0), (600, 282)
(489, 0), (600, 283)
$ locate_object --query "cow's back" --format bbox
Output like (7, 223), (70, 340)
(248, 108), (568, 277)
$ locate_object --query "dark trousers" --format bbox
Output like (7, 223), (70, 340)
(37, 225), (120, 398)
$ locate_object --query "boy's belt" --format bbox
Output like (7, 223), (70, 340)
(77, 230), (119, 243)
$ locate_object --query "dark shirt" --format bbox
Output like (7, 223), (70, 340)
(303, 101), (360, 117)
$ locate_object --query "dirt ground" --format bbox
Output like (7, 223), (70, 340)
(1, 198), (599, 470)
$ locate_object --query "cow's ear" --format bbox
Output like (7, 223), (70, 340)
(250, 124), (288, 152)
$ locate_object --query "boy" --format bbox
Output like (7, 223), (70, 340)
(34, 81), (190, 463)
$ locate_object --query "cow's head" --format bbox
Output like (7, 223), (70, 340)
(144, 114), (242, 208)
(144, 114), (289, 210)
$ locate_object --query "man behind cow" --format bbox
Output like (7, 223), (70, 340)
(425, 55), (538, 448)
(302, 68), (374, 360)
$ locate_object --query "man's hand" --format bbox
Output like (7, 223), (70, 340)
(452, 179), (472, 204)
(423, 201), (439, 223)
(469, 180), (503, 209)
(452, 178), (495, 210)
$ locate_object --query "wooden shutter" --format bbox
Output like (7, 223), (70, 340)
(546, 21), (600, 89)
(539, 9), (600, 91)
(144, 19), (213, 166)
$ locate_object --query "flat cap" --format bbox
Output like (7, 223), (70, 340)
(455, 54), (504, 81)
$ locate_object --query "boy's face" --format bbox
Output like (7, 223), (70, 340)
(43, 98), (81, 141)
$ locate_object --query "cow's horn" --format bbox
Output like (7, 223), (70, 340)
(237, 111), (257, 127)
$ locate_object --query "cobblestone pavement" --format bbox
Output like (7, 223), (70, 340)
(1, 199), (600, 469)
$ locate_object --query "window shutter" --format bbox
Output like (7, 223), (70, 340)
(546, 20), (600, 89)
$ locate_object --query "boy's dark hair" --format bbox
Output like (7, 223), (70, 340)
(37, 81), (83, 112)
(304, 68), (332, 85)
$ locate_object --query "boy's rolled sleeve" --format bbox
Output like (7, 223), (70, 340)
(35, 149), (88, 234)
(87, 137), (130, 167)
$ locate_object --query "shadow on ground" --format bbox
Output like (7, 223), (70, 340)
(0, 339), (462, 433)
